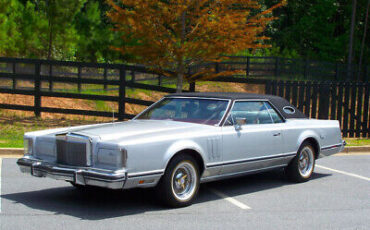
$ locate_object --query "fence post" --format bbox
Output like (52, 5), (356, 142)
(189, 81), (196, 92)
(77, 65), (82, 92)
(265, 80), (271, 94)
(103, 67), (108, 91)
(131, 70), (135, 83)
(274, 57), (280, 78)
(318, 82), (330, 119)
(304, 59), (309, 80)
(49, 64), (53, 91)
(34, 61), (41, 117)
(158, 75), (162, 86)
(246, 57), (250, 76)
(118, 67), (126, 121)
(215, 62), (220, 73)
(12, 62), (16, 89)
(335, 63), (339, 81)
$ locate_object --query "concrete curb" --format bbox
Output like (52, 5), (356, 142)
(341, 145), (370, 153)
(0, 146), (369, 157)
(0, 148), (23, 156)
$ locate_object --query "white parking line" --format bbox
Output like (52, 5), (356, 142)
(209, 188), (251, 210)
(316, 164), (370, 182)
(0, 158), (2, 213)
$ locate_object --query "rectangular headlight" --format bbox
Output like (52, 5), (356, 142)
(97, 148), (127, 168)
(24, 138), (33, 155)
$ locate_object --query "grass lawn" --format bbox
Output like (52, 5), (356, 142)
(0, 117), (97, 148)
(344, 138), (370, 147)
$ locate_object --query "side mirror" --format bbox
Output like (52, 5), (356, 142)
(234, 117), (246, 131)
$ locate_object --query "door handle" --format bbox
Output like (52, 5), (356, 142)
(273, 132), (281, 136)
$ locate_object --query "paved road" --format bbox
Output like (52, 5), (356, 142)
(0, 155), (369, 230)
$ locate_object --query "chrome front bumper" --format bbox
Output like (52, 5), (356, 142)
(17, 156), (127, 189)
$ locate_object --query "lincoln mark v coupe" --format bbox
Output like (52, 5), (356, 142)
(17, 92), (346, 207)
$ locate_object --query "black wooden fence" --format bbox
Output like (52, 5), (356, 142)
(265, 81), (370, 138)
(190, 56), (370, 82)
(0, 57), (189, 120)
(1, 57), (369, 137)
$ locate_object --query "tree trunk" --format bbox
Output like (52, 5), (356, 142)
(47, 19), (53, 60)
(347, 0), (357, 80)
(176, 6), (186, 93)
(358, 0), (370, 81)
(176, 61), (184, 93)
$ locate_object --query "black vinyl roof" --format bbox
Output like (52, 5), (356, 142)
(166, 92), (306, 119)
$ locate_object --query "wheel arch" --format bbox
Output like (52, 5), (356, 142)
(164, 148), (206, 176)
(300, 137), (320, 159)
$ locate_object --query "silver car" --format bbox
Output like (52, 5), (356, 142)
(17, 92), (346, 207)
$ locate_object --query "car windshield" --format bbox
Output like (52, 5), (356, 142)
(135, 97), (229, 125)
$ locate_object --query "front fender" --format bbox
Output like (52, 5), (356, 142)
(162, 140), (206, 170)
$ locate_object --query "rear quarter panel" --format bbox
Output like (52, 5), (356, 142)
(282, 119), (343, 156)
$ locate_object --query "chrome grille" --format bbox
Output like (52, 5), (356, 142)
(56, 134), (89, 166)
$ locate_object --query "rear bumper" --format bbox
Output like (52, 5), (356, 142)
(319, 140), (346, 158)
(17, 156), (126, 189)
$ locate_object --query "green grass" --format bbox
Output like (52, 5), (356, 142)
(0, 116), (98, 148)
(0, 120), (44, 148)
(344, 138), (370, 147)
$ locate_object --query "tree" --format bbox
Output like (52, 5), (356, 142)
(73, 0), (133, 63)
(37, 0), (86, 60)
(107, 0), (285, 92)
(0, 0), (23, 57)
(265, 0), (370, 63)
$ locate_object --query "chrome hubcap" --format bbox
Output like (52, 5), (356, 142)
(171, 162), (197, 201)
(298, 146), (314, 177)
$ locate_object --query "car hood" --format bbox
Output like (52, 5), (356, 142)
(72, 120), (210, 142)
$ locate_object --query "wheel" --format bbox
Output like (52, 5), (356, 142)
(156, 154), (200, 208)
(286, 142), (316, 182)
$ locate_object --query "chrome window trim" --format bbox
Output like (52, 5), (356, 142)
(262, 102), (275, 124)
(221, 99), (286, 127)
(264, 101), (285, 123)
(133, 96), (232, 127)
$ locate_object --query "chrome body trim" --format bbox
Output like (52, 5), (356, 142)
(206, 152), (296, 168)
(318, 141), (346, 158)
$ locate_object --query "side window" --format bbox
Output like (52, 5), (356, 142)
(264, 102), (284, 123)
(227, 101), (273, 125)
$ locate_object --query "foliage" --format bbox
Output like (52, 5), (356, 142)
(107, 0), (285, 92)
(74, 0), (131, 62)
(264, 0), (370, 63)
(0, 0), (24, 57)
(0, 0), (368, 68)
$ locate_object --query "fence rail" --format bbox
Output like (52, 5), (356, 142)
(265, 80), (370, 138)
(1, 57), (369, 137)
(190, 56), (369, 82)
(0, 57), (188, 120)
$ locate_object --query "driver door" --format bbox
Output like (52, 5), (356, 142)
(221, 101), (285, 175)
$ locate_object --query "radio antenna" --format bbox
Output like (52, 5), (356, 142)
(112, 108), (115, 124)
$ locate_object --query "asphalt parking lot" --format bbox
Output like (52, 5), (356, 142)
(0, 154), (369, 230)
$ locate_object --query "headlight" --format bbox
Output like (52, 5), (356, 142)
(97, 148), (127, 168)
(24, 138), (33, 155)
